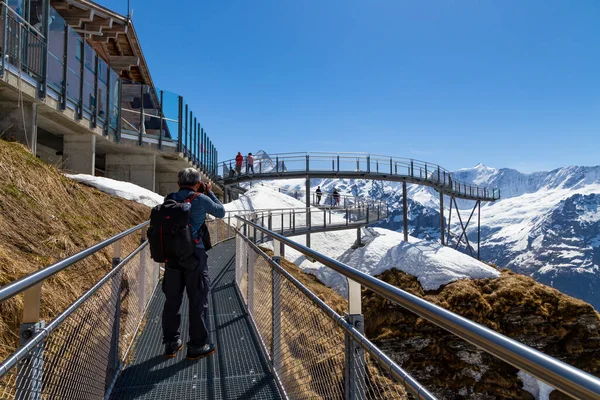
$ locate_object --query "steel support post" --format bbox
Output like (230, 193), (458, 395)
(345, 278), (365, 400)
(356, 227), (361, 246)
(0, 6), (7, 78)
(306, 177), (311, 248)
(248, 246), (255, 314)
(158, 90), (164, 149)
(138, 84), (144, 145)
(402, 182), (408, 242)
(92, 55), (98, 127)
(271, 240), (283, 372)
(78, 39), (84, 120)
(106, 240), (122, 389)
(177, 96), (183, 152)
(477, 201), (481, 260)
(16, 321), (45, 400)
(16, 280), (44, 400)
(138, 227), (147, 315)
(447, 197), (453, 245)
(440, 192), (445, 246)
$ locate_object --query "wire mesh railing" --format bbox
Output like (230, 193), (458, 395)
(0, 222), (160, 400)
(221, 152), (500, 201)
(235, 227), (435, 399)
(236, 216), (600, 400)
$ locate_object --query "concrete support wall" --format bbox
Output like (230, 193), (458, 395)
(63, 134), (96, 175)
(106, 154), (156, 191)
(0, 101), (38, 154)
(156, 172), (179, 196)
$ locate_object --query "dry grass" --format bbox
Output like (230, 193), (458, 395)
(0, 139), (150, 359)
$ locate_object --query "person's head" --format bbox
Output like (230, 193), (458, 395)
(317, 186), (320, 189)
(248, 152), (252, 156)
(178, 168), (203, 192)
(238, 152), (241, 155)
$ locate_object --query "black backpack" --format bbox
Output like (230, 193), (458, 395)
(147, 192), (212, 263)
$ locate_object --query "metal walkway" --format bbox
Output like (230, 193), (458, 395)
(109, 240), (281, 400)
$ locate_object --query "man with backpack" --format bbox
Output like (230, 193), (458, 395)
(148, 168), (225, 360)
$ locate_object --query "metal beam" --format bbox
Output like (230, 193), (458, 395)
(440, 192), (445, 246)
(402, 182), (408, 242)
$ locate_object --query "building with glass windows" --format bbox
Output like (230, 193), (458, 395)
(0, 0), (219, 195)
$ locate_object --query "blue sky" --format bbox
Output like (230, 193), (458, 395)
(102, 0), (598, 172)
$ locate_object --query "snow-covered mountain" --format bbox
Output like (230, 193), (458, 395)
(248, 151), (600, 311)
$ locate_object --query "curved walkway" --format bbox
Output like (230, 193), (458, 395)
(220, 152), (500, 201)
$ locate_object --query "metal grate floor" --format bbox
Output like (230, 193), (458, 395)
(110, 240), (281, 400)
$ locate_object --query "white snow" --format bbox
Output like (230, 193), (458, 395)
(281, 228), (499, 292)
(65, 174), (164, 207)
(518, 371), (555, 400)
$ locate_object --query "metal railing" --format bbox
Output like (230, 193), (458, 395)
(236, 216), (600, 400)
(0, 221), (160, 400)
(235, 219), (436, 399)
(273, 187), (388, 210)
(221, 204), (388, 241)
(221, 152), (501, 201)
(0, 2), (47, 83)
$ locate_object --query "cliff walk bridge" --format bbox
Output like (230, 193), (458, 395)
(220, 152), (500, 258)
(1, 208), (600, 400)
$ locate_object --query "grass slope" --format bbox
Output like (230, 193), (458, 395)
(0, 139), (149, 358)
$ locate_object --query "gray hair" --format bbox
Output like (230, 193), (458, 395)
(177, 168), (201, 187)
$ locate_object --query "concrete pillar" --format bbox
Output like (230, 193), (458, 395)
(0, 101), (38, 155)
(156, 172), (179, 196)
(63, 134), (96, 175)
(106, 154), (156, 191)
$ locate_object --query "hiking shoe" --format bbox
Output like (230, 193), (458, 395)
(186, 343), (216, 360)
(163, 339), (183, 358)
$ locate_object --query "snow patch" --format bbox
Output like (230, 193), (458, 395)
(65, 174), (164, 207)
(518, 371), (554, 400)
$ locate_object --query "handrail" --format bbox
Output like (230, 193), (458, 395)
(0, 1), (46, 38)
(237, 231), (437, 400)
(220, 152), (500, 201)
(0, 221), (149, 303)
(0, 241), (147, 379)
(237, 216), (600, 400)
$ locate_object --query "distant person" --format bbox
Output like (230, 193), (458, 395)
(149, 168), (225, 360)
(235, 152), (243, 175)
(247, 152), (255, 174)
(315, 186), (322, 205)
(333, 188), (340, 206)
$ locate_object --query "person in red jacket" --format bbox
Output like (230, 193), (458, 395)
(235, 152), (243, 175)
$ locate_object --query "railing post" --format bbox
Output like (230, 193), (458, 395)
(292, 209), (296, 233)
(337, 155), (340, 172)
(345, 278), (365, 400)
(16, 282), (44, 400)
(138, 227), (147, 315)
(272, 239), (283, 372)
(227, 214), (231, 239)
(0, 5), (7, 78)
(77, 38), (84, 120)
(106, 239), (122, 389)
(389, 157), (392, 175)
(410, 160), (414, 177)
(366, 204), (370, 224)
(425, 163), (428, 179)
(276, 156), (279, 173)
(323, 209), (326, 229)
(306, 154), (309, 172)
(177, 96), (183, 153)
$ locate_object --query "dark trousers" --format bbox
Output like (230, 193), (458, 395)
(162, 248), (210, 347)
